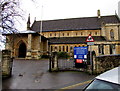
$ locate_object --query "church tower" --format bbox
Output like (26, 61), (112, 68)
(27, 14), (31, 30)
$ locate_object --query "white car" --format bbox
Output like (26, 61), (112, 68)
(84, 67), (120, 90)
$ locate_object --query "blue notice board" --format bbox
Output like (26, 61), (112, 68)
(74, 46), (88, 59)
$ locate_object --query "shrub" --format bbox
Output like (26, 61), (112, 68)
(41, 55), (49, 59)
(57, 52), (70, 59)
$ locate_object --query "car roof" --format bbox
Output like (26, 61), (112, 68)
(96, 67), (120, 85)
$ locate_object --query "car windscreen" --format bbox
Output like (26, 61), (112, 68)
(84, 79), (120, 91)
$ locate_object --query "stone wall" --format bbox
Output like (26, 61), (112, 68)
(94, 54), (120, 74)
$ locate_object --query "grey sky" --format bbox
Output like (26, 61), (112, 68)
(0, 0), (120, 50)
(19, 0), (120, 30)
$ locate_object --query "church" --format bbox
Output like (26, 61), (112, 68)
(4, 10), (120, 59)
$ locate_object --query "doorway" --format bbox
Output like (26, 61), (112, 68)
(18, 42), (26, 58)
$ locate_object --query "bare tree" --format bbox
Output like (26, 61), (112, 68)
(0, 0), (36, 50)
(0, 0), (23, 50)
(0, 0), (22, 34)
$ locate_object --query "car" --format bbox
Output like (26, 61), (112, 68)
(84, 66), (120, 91)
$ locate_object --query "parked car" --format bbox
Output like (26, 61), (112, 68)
(84, 67), (120, 91)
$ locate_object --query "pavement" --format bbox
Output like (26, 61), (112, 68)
(2, 59), (96, 90)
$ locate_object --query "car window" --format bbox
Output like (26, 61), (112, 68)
(84, 79), (120, 91)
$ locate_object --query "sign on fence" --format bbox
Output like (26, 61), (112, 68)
(74, 46), (88, 59)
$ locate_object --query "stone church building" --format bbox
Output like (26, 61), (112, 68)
(4, 10), (120, 59)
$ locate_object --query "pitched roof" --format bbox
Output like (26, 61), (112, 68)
(31, 15), (120, 32)
(49, 36), (106, 44)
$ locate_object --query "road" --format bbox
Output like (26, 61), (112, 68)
(2, 59), (96, 90)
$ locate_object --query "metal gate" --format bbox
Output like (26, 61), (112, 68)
(49, 51), (95, 72)
(58, 58), (75, 70)
(58, 58), (88, 71)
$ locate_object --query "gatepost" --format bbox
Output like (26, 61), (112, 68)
(86, 34), (94, 74)
(49, 47), (58, 72)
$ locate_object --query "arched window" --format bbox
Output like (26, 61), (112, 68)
(110, 29), (114, 40)
(95, 32), (98, 35)
(98, 45), (104, 55)
(67, 33), (69, 36)
(63, 46), (65, 51)
(76, 33), (78, 36)
(81, 32), (83, 35)
(54, 33), (56, 36)
(66, 46), (68, 52)
(50, 33), (52, 37)
(89, 32), (92, 34)
(54, 46), (57, 51)
(110, 45), (116, 54)
(63, 33), (64, 36)
(70, 46), (73, 52)
(59, 46), (61, 52)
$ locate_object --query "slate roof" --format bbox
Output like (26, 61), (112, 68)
(31, 15), (120, 32)
(49, 36), (106, 44)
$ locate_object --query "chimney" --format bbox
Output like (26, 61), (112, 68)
(97, 9), (101, 18)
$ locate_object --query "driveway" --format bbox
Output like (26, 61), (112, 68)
(2, 59), (96, 90)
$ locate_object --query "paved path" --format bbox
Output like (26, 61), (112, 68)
(2, 59), (96, 90)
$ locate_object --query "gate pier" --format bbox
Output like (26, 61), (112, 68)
(49, 51), (58, 72)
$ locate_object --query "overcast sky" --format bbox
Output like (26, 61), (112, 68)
(19, 0), (120, 30)
(0, 0), (120, 50)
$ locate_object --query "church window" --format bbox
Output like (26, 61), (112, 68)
(110, 29), (114, 40)
(63, 46), (65, 51)
(59, 46), (61, 52)
(66, 46), (68, 52)
(110, 45), (113, 54)
(98, 45), (104, 55)
(95, 32), (97, 35)
(81, 32), (83, 35)
(70, 46), (73, 51)
(110, 45), (116, 54)
(76, 33), (78, 36)
(89, 32), (92, 34)
(50, 33), (52, 36)
(54, 46), (57, 51)
(63, 33), (64, 36)
(54, 33), (56, 36)
(67, 33), (69, 36)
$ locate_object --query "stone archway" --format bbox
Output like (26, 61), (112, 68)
(18, 42), (27, 58)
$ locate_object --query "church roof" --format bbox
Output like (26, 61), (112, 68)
(31, 15), (120, 32)
(49, 36), (106, 44)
